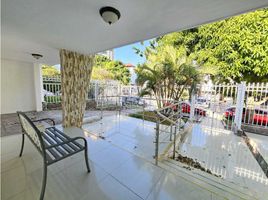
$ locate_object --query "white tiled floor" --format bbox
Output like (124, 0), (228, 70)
(83, 114), (171, 161)
(146, 171), (219, 200)
(1, 124), (226, 200)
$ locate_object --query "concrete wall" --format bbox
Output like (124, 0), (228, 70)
(1, 59), (36, 114)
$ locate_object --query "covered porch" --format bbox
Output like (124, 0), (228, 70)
(2, 113), (268, 200)
(0, 122), (243, 200)
(2, 0), (268, 200)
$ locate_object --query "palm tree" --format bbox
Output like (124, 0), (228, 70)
(136, 45), (200, 108)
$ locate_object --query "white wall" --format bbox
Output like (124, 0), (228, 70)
(1, 59), (36, 114)
(129, 67), (137, 85)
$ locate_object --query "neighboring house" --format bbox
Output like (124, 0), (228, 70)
(97, 50), (114, 60)
(125, 63), (137, 85)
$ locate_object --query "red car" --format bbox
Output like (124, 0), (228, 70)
(224, 107), (250, 119)
(224, 106), (268, 125)
(163, 101), (179, 111)
(163, 101), (206, 116)
(224, 106), (236, 119)
(181, 102), (206, 116)
(253, 109), (268, 125)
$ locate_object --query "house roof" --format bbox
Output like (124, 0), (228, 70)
(2, 0), (268, 64)
(125, 63), (135, 68)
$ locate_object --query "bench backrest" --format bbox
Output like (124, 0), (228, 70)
(17, 112), (44, 153)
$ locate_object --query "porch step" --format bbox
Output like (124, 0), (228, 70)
(159, 159), (259, 200)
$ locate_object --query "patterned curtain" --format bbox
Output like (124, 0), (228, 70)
(60, 49), (94, 128)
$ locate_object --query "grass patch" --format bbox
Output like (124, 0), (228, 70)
(129, 111), (188, 126)
(44, 96), (61, 103)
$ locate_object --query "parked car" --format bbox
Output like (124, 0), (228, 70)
(181, 102), (207, 116)
(253, 109), (268, 125)
(43, 89), (54, 96)
(224, 106), (250, 120)
(121, 96), (144, 106)
(224, 106), (236, 119)
(163, 101), (206, 116)
(224, 106), (268, 125)
(163, 101), (179, 111)
(196, 97), (209, 108)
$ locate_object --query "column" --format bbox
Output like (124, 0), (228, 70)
(34, 63), (44, 112)
(60, 49), (94, 128)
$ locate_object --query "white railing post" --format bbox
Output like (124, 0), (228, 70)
(234, 81), (246, 133)
(155, 119), (160, 165)
(189, 92), (196, 121)
(94, 82), (98, 101)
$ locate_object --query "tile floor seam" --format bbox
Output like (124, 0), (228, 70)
(144, 170), (165, 200)
(91, 144), (164, 200)
(2, 173), (34, 200)
(5, 188), (28, 200)
(156, 162), (250, 200)
(88, 145), (111, 156)
(106, 173), (146, 200)
(91, 155), (133, 176)
(65, 172), (110, 199)
(93, 138), (157, 165)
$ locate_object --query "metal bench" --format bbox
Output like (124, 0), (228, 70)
(17, 111), (90, 200)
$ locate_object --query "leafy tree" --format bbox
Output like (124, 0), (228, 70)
(196, 9), (268, 82)
(157, 8), (268, 83)
(91, 67), (114, 80)
(105, 61), (131, 85)
(42, 65), (60, 76)
(135, 45), (200, 108)
(92, 55), (131, 85)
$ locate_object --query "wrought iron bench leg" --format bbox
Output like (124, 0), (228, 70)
(84, 143), (91, 173)
(40, 161), (47, 200)
(19, 133), (25, 157)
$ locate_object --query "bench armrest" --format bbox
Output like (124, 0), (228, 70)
(45, 136), (87, 149)
(32, 118), (55, 126)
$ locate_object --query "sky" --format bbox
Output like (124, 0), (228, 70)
(114, 40), (150, 66)
(53, 40), (151, 70)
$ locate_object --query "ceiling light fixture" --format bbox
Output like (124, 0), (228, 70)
(31, 53), (43, 60)
(99, 6), (121, 25)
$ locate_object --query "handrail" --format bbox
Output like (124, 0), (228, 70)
(154, 101), (184, 164)
(155, 101), (182, 126)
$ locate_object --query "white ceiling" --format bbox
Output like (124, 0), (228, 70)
(2, 0), (268, 65)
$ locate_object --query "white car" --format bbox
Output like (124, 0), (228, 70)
(196, 97), (209, 108)
(43, 89), (54, 96)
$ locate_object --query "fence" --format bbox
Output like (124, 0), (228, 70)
(43, 77), (141, 103)
(43, 76), (61, 103)
(240, 82), (268, 130)
(43, 76), (268, 130)
(195, 82), (268, 131)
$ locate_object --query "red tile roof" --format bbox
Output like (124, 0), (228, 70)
(125, 63), (135, 67)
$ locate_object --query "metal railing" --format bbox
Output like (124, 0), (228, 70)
(93, 95), (186, 165)
(42, 76), (268, 131)
(195, 82), (268, 131)
(243, 82), (268, 128)
(43, 77), (141, 104)
(154, 101), (183, 165)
